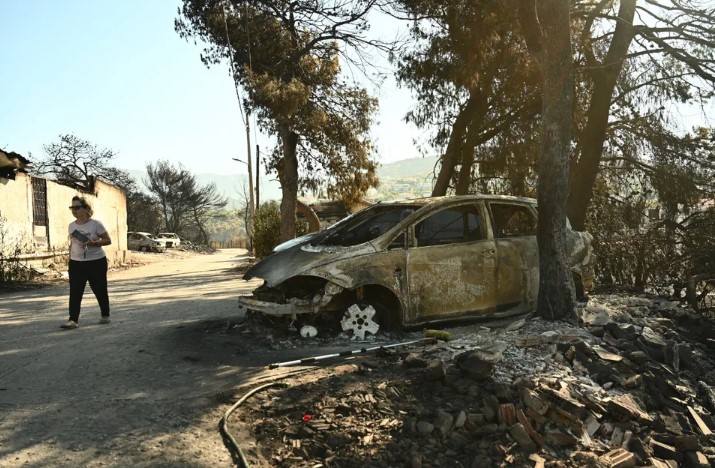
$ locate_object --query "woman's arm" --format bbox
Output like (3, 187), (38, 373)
(91, 231), (112, 247)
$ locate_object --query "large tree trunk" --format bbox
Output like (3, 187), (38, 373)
(277, 125), (299, 242)
(519, 0), (576, 320)
(537, 0), (576, 320)
(455, 93), (492, 194)
(455, 146), (475, 195)
(567, 0), (636, 230)
(432, 94), (482, 196)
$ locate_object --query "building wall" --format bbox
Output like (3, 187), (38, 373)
(0, 173), (129, 265)
(0, 175), (33, 255)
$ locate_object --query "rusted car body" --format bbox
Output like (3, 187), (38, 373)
(238, 195), (594, 329)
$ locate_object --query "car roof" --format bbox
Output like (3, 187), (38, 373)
(376, 194), (537, 207)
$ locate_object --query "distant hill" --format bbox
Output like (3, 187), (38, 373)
(128, 170), (283, 209)
(127, 155), (439, 207)
(378, 156), (439, 179)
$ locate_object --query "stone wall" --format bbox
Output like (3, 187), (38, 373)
(0, 173), (129, 266)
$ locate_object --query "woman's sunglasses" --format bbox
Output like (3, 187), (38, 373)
(69, 206), (85, 211)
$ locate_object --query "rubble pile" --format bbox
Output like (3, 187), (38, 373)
(241, 294), (715, 467)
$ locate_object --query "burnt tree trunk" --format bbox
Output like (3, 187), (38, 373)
(566, 0), (636, 230)
(519, 0), (576, 320)
(455, 144), (475, 194)
(432, 94), (482, 196)
(455, 92), (492, 194)
(277, 124), (299, 242)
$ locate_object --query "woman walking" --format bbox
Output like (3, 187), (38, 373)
(61, 196), (112, 329)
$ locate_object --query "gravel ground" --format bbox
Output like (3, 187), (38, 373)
(2, 252), (714, 467)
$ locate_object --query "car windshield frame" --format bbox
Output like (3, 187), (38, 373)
(316, 203), (424, 247)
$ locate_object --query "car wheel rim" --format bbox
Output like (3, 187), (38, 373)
(341, 303), (380, 340)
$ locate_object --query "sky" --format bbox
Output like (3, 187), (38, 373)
(2, 2), (713, 181)
(0, 1), (422, 178)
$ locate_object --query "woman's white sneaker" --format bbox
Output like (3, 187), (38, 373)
(60, 320), (78, 329)
(99, 317), (111, 324)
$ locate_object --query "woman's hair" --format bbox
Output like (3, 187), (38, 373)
(72, 195), (94, 217)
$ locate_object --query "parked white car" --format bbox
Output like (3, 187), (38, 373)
(156, 232), (181, 248)
(127, 232), (166, 253)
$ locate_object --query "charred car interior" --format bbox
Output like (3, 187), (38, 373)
(238, 195), (595, 338)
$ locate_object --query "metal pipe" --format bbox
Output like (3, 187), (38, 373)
(263, 337), (437, 370)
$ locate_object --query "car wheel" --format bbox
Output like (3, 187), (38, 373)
(341, 300), (394, 338)
(139, 245), (148, 252)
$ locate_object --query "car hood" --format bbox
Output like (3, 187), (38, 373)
(243, 241), (376, 287)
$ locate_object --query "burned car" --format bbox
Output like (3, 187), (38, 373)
(238, 195), (595, 337)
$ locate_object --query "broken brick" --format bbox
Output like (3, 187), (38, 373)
(516, 409), (545, 448)
(600, 448), (636, 468)
(628, 350), (649, 364)
(508, 423), (537, 453)
(608, 399), (637, 422)
(624, 374), (642, 388)
(525, 407), (547, 425)
(528, 453), (546, 468)
(584, 413), (601, 437)
(621, 430), (633, 450)
(516, 337), (542, 347)
(609, 395), (654, 425)
(539, 386), (586, 419)
(593, 345), (624, 362)
(546, 407), (583, 432)
(687, 406), (712, 436)
(659, 414), (683, 435)
(545, 430), (579, 447)
(497, 403), (516, 426)
(604, 333), (620, 347)
(647, 459), (678, 468)
(628, 436), (652, 463)
(684, 451), (709, 467)
(674, 434), (700, 452)
(649, 439), (677, 460)
(651, 432), (676, 446)
(522, 387), (549, 415)
(610, 427), (625, 447)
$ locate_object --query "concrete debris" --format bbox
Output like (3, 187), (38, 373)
(424, 359), (447, 381)
(243, 293), (715, 467)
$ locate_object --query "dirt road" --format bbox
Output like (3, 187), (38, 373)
(0, 249), (275, 467)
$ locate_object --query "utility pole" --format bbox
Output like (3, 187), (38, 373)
(245, 123), (255, 225)
(223, 3), (254, 254)
(255, 144), (260, 210)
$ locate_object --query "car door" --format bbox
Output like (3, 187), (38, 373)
(488, 202), (539, 311)
(405, 202), (496, 322)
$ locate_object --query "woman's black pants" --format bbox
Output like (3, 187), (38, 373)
(68, 257), (110, 323)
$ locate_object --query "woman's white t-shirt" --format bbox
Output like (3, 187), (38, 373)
(68, 219), (107, 261)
